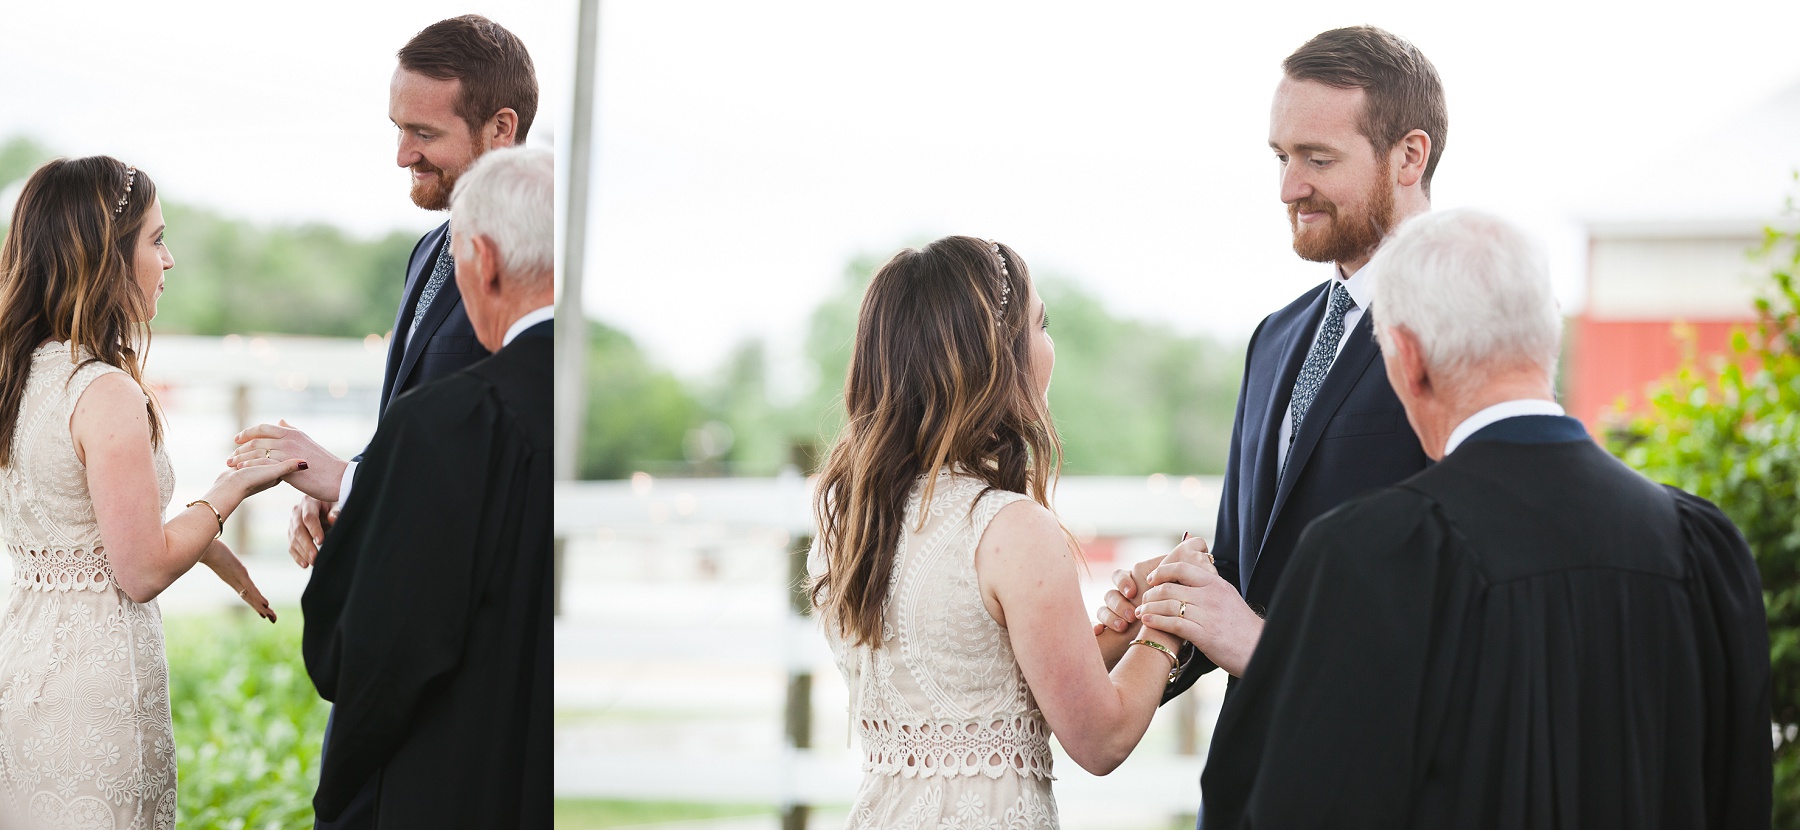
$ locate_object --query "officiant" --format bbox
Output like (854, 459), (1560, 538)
(299, 145), (553, 828)
(1138, 209), (1772, 829)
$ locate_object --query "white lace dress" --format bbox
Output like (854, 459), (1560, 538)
(0, 344), (178, 830)
(811, 471), (1058, 830)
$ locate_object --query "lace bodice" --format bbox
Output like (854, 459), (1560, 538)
(0, 343), (174, 592)
(812, 471), (1058, 829)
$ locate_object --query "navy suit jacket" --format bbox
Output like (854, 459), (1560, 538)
(1164, 279), (1429, 700)
(379, 221), (492, 414)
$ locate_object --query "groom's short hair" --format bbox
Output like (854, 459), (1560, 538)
(1284, 26), (1447, 196)
(451, 146), (554, 288)
(399, 15), (539, 143)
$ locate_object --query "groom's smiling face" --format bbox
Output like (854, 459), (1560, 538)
(1269, 77), (1398, 268)
(390, 68), (480, 211)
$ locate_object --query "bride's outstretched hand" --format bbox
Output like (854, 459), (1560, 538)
(199, 539), (276, 623)
(212, 456), (309, 501)
(228, 420), (344, 503)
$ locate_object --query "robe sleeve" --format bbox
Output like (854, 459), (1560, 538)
(301, 377), (501, 821)
(1668, 487), (1772, 829)
(1201, 489), (1452, 830)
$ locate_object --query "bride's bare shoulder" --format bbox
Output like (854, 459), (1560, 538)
(979, 497), (1069, 561)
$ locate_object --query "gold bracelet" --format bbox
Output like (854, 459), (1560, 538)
(1130, 638), (1178, 671)
(186, 499), (224, 539)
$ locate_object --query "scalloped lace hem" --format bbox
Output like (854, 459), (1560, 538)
(859, 712), (1054, 781)
(7, 544), (114, 592)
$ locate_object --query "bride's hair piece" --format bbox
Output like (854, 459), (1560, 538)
(114, 167), (137, 215)
(0, 156), (163, 466)
(810, 235), (1066, 648)
(989, 240), (1011, 312)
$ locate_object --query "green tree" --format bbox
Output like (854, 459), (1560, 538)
(153, 203), (419, 337)
(1, 135), (422, 339)
(0, 135), (53, 189)
(581, 321), (707, 479)
(1608, 196), (1800, 822)
(1038, 279), (1242, 475)
(718, 251), (1247, 477)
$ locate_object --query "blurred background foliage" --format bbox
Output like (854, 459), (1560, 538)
(1609, 192), (1800, 823)
(1, 135), (417, 338)
(581, 249), (1248, 480)
(167, 611), (329, 829)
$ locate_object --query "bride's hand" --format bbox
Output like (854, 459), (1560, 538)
(199, 539), (276, 623)
(1093, 551), (1170, 635)
(210, 457), (309, 503)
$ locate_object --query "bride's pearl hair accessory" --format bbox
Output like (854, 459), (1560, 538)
(113, 167), (137, 215)
(988, 240), (1011, 312)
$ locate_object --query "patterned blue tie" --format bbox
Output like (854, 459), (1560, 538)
(1282, 281), (1356, 479)
(410, 230), (454, 338)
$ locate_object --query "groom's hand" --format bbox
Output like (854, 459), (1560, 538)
(1138, 541), (1263, 677)
(287, 495), (337, 569)
(230, 420), (346, 503)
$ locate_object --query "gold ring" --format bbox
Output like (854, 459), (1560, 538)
(237, 588), (247, 598)
(264, 449), (272, 459)
(1178, 600), (1188, 618)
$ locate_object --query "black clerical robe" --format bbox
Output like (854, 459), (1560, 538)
(302, 324), (552, 828)
(1201, 415), (1771, 830)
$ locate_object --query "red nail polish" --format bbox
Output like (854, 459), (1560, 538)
(297, 462), (309, 471)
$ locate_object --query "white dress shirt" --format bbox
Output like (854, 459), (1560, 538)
(1442, 399), (1567, 457)
(1276, 263), (1376, 463)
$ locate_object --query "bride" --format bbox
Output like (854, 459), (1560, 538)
(807, 236), (1187, 828)
(0, 157), (303, 828)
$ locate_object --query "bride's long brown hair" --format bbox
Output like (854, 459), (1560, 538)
(810, 235), (1065, 648)
(0, 156), (163, 465)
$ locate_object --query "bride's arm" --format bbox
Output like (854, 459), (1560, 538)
(76, 373), (303, 603)
(975, 500), (1182, 776)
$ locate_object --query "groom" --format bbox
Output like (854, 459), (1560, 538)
(1099, 26), (1443, 685)
(302, 146), (553, 828)
(228, 14), (539, 563)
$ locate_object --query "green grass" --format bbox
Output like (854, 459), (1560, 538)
(554, 799), (775, 828)
(166, 608), (330, 830)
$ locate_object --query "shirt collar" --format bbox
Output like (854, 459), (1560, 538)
(1336, 260), (1375, 311)
(503, 305), (556, 347)
(1443, 398), (1567, 457)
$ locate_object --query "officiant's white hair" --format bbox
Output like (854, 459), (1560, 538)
(1369, 209), (1561, 387)
(450, 146), (553, 286)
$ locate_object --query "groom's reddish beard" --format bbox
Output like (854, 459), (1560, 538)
(1287, 160), (1397, 265)
(408, 159), (464, 211)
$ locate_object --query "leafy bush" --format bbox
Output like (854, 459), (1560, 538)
(1608, 196), (1800, 824)
(165, 610), (329, 829)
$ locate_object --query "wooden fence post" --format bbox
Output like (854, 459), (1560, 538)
(782, 533), (814, 830)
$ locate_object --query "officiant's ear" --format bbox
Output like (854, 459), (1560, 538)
(464, 234), (505, 296)
(1378, 322), (1432, 402)
(483, 108), (521, 150)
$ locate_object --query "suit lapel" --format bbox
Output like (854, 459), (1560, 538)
(1253, 309), (1379, 587)
(1240, 283), (1330, 593)
(381, 222), (449, 413)
(392, 265), (464, 402)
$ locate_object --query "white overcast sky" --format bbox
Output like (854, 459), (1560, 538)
(587, 0), (1800, 379)
(0, 0), (573, 237)
(5, 1), (1800, 383)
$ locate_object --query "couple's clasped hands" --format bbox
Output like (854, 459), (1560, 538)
(223, 419), (346, 567)
(1094, 536), (1265, 677)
